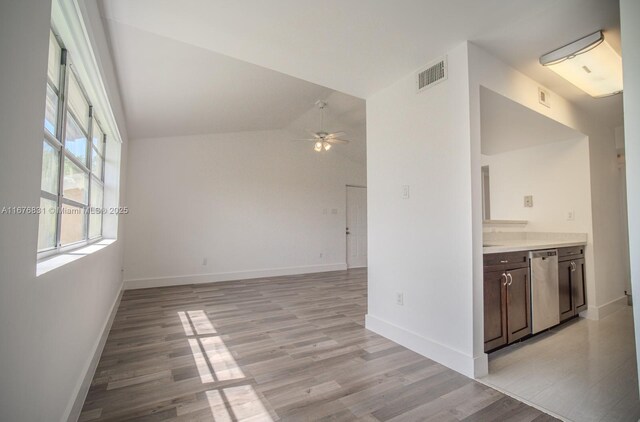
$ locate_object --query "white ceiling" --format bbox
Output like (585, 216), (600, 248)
(481, 86), (582, 156)
(102, 19), (343, 139)
(99, 0), (623, 143)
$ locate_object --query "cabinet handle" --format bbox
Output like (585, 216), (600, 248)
(500, 260), (509, 263)
(571, 261), (576, 272)
(502, 273), (508, 286)
(507, 273), (513, 286)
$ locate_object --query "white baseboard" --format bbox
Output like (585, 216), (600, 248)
(365, 314), (475, 378)
(581, 295), (628, 320)
(124, 263), (349, 290)
(63, 285), (123, 422)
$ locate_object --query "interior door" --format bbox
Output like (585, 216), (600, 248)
(346, 186), (367, 268)
(506, 267), (532, 343)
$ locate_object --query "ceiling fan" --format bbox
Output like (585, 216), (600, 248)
(293, 100), (350, 152)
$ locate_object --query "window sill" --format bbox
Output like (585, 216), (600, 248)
(36, 238), (116, 276)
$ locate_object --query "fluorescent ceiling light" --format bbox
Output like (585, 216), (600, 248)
(540, 31), (623, 98)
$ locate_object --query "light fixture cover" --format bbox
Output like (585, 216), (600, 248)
(323, 142), (331, 151)
(540, 31), (623, 98)
(314, 141), (322, 152)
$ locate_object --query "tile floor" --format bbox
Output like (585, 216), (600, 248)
(481, 307), (640, 422)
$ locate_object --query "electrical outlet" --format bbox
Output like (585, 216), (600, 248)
(567, 210), (575, 221)
(202, 258), (208, 266)
(319, 252), (323, 259)
(396, 292), (404, 306)
(401, 185), (410, 199)
(524, 195), (533, 207)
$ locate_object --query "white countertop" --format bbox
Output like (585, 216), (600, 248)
(482, 232), (588, 254)
(483, 239), (586, 254)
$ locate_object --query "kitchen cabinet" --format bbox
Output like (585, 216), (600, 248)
(483, 252), (531, 352)
(558, 247), (587, 321)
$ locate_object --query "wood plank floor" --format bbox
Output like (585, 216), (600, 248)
(80, 269), (557, 421)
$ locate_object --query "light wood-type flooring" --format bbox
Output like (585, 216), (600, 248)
(80, 269), (557, 421)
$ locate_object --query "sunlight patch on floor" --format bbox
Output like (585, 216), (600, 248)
(179, 309), (273, 420)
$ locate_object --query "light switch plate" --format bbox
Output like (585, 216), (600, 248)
(524, 195), (533, 207)
(401, 185), (410, 199)
(539, 87), (551, 108)
(567, 210), (575, 221)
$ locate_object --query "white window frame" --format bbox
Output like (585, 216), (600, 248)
(38, 30), (106, 260)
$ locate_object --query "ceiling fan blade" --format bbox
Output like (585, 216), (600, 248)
(326, 138), (350, 144)
(325, 131), (346, 139)
(306, 130), (321, 139)
(291, 138), (318, 142)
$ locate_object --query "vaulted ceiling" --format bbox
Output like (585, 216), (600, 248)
(99, 0), (623, 146)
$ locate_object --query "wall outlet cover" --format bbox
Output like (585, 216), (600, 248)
(396, 292), (404, 306)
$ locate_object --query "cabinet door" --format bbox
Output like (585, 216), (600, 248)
(484, 270), (507, 352)
(558, 260), (574, 321)
(506, 267), (532, 344)
(572, 258), (587, 314)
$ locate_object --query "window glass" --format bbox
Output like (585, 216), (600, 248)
(89, 182), (103, 239)
(41, 141), (59, 194)
(65, 113), (88, 165)
(37, 197), (58, 251)
(67, 71), (90, 129)
(60, 203), (86, 245)
(63, 156), (88, 204)
(47, 32), (61, 88)
(91, 149), (103, 180)
(45, 85), (59, 136)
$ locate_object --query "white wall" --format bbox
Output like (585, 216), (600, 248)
(481, 137), (592, 233)
(469, 43), (630, 372)
(0, 1), (127, 421)
(365, 43), (477, 377)
(620, 0), (640, 391)
(123, 129), (365, 288)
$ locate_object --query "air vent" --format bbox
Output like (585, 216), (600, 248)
(416, 57), (447, 92)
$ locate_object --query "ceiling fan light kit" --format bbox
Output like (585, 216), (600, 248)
(292, 100), (351, 152)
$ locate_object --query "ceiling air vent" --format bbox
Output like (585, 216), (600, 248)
(416, 56), (447, 93)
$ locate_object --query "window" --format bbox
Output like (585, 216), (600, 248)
(38, 30), (106, 256)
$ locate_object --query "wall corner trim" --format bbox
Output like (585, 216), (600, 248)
(365, 314), (475, 378)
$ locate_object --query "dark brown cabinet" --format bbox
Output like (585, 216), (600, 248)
(483, 270), (508, 351)
(558, 246), (587, 321)
(483, 252), (531, 352)
(484, 245), (587, 353)
(506, 267), (531, 343)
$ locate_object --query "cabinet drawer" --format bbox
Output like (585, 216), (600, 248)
(483, 251), (529, 271)
(558, 246), (585, 260)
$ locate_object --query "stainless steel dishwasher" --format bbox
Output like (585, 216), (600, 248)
(530, 249), (559, 333)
